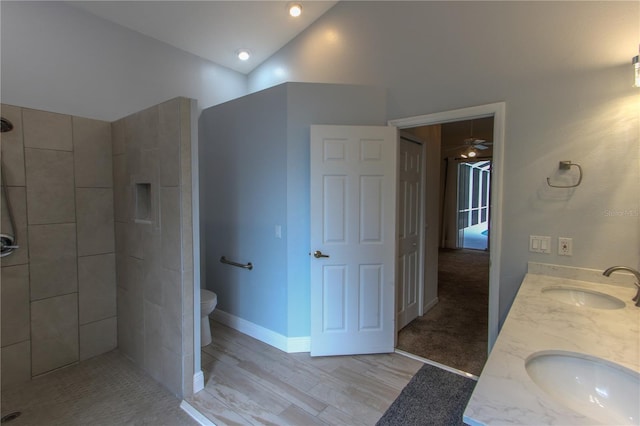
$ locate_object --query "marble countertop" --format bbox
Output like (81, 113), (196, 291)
(463, 262), (640, 425)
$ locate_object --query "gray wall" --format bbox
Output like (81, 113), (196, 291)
(1, 104), (116, 388)
(201, 84), (289, 335)
(0, 1), (246, 122)
(201, 82), (387, 337)
(112, 97), (195, 398)
(249, 1), (640, 325)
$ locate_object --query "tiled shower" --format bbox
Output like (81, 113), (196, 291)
(0, 98), (195, 398)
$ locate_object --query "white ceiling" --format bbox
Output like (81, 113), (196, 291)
(69, 1), (338, 74)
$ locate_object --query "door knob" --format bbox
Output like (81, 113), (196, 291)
(313, 250), (329, 258)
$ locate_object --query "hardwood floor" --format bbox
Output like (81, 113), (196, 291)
(187, 320), (424, 426)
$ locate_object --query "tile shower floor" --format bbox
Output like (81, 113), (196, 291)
(0, 350), (197, 426)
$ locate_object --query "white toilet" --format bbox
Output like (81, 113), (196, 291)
(200, 289), (217, 347)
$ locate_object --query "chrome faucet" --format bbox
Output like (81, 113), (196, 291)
(602, 266), (640, 307)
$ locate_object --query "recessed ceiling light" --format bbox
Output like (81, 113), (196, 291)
(289, 3), (302, 17)
(237, 49), (250, 61)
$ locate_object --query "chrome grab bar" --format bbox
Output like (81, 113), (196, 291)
(220, 256), (253, 270)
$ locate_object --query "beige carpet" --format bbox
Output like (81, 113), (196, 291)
(0, 350), (197, 426)
(396, 248), (489, 376)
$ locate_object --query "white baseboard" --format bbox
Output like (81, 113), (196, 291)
(180, 400), (216, 426)
(422, 297), (439, 314)
(211, 309), (310, 353)
(285, 336), (311, 353)
(193, 370), (204, 393)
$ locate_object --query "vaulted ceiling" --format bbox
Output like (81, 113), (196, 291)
(69, 1), (338, 74)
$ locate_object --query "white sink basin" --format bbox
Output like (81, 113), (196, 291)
(542, 286), (625, 309)
(525, 351), (640, 425)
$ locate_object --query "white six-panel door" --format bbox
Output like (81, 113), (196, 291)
(397, 136), (422, 330)
(310, 125), (397, 356)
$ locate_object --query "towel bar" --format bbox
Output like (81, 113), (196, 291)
(220, 256), (253, 270)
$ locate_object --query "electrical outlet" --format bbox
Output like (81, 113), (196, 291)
(558, 237), (572, 256)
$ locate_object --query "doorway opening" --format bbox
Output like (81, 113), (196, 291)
(458, 160), (491, 250)
(389, 104), (504, 377)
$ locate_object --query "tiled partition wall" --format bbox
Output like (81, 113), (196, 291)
(112, 97), (194, 398)
(0, 104), (116, 388)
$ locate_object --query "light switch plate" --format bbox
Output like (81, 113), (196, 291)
(530, 235), (552, 254)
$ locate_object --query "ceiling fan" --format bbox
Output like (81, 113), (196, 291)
(458, 120), (493, 158)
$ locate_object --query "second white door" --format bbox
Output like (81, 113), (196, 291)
(397, 134), (423, 330)
(310, 125), (398, 356)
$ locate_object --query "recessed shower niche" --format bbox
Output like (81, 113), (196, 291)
(134, 182), (152, 224)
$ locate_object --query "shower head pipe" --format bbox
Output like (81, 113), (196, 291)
(0, 116), (20, 257)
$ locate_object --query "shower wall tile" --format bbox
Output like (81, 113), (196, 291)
(161, 346), (182, 397)
(125, 105), (159, 151)
(139, 148), (159, 184)
(117, 287), (135, 361)
(28, 223), (77, 300)
(31, 293), (79, 376)
(180, 183), (193, 275)
(76, 188), (115, 256)
(115, 253), (126, 289)
(0, 186), (29, 267)
(160, 186), (181, 272)
(141, 229), (162, 306)
(122, 256), (144, 330)
(0, 104), (26, 186)
(118, 312), (144, 369)
(23, 108), (72, 151)
(179, 98), (192, 194)
(1, 264), (30, 347)
(125, 144), (142, 179)
(142, 227), (162, 261)
(143, 258), (163, 307)
(144, 301), (163, 382)
(162, 314), (182, 359)
(114, 97), (194, 399)
(112, 119), (126, 156)
(115, 221), (126, 254)
(79, 317), (116, 361)
(78, 253), (116, 325)
(2, 105), (119, 387)
(136, 149), (160, 227)
(162, 268), (181, 355)
(116, 287), (130, 345)
(119, 255), (136, 292)
(180, 268), (194, 358)
(178, 99), (194, 372)
(1, 340), (31, 389)
(125, 222), (144, 259)
(159, 99), (180, 187)
(73, 117), (113, 188)
(25, 148), (75, 224)
(181, 352), (194, 399)
(112, 155), (128, 222)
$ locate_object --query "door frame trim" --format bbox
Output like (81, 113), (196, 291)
(389, 102), (505, 351)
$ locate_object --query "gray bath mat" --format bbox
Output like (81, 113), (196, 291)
(376, 363), (476, 426)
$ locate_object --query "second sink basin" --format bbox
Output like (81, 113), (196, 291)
(525, 351), (640, 425)
(542, 286), (625, 309)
